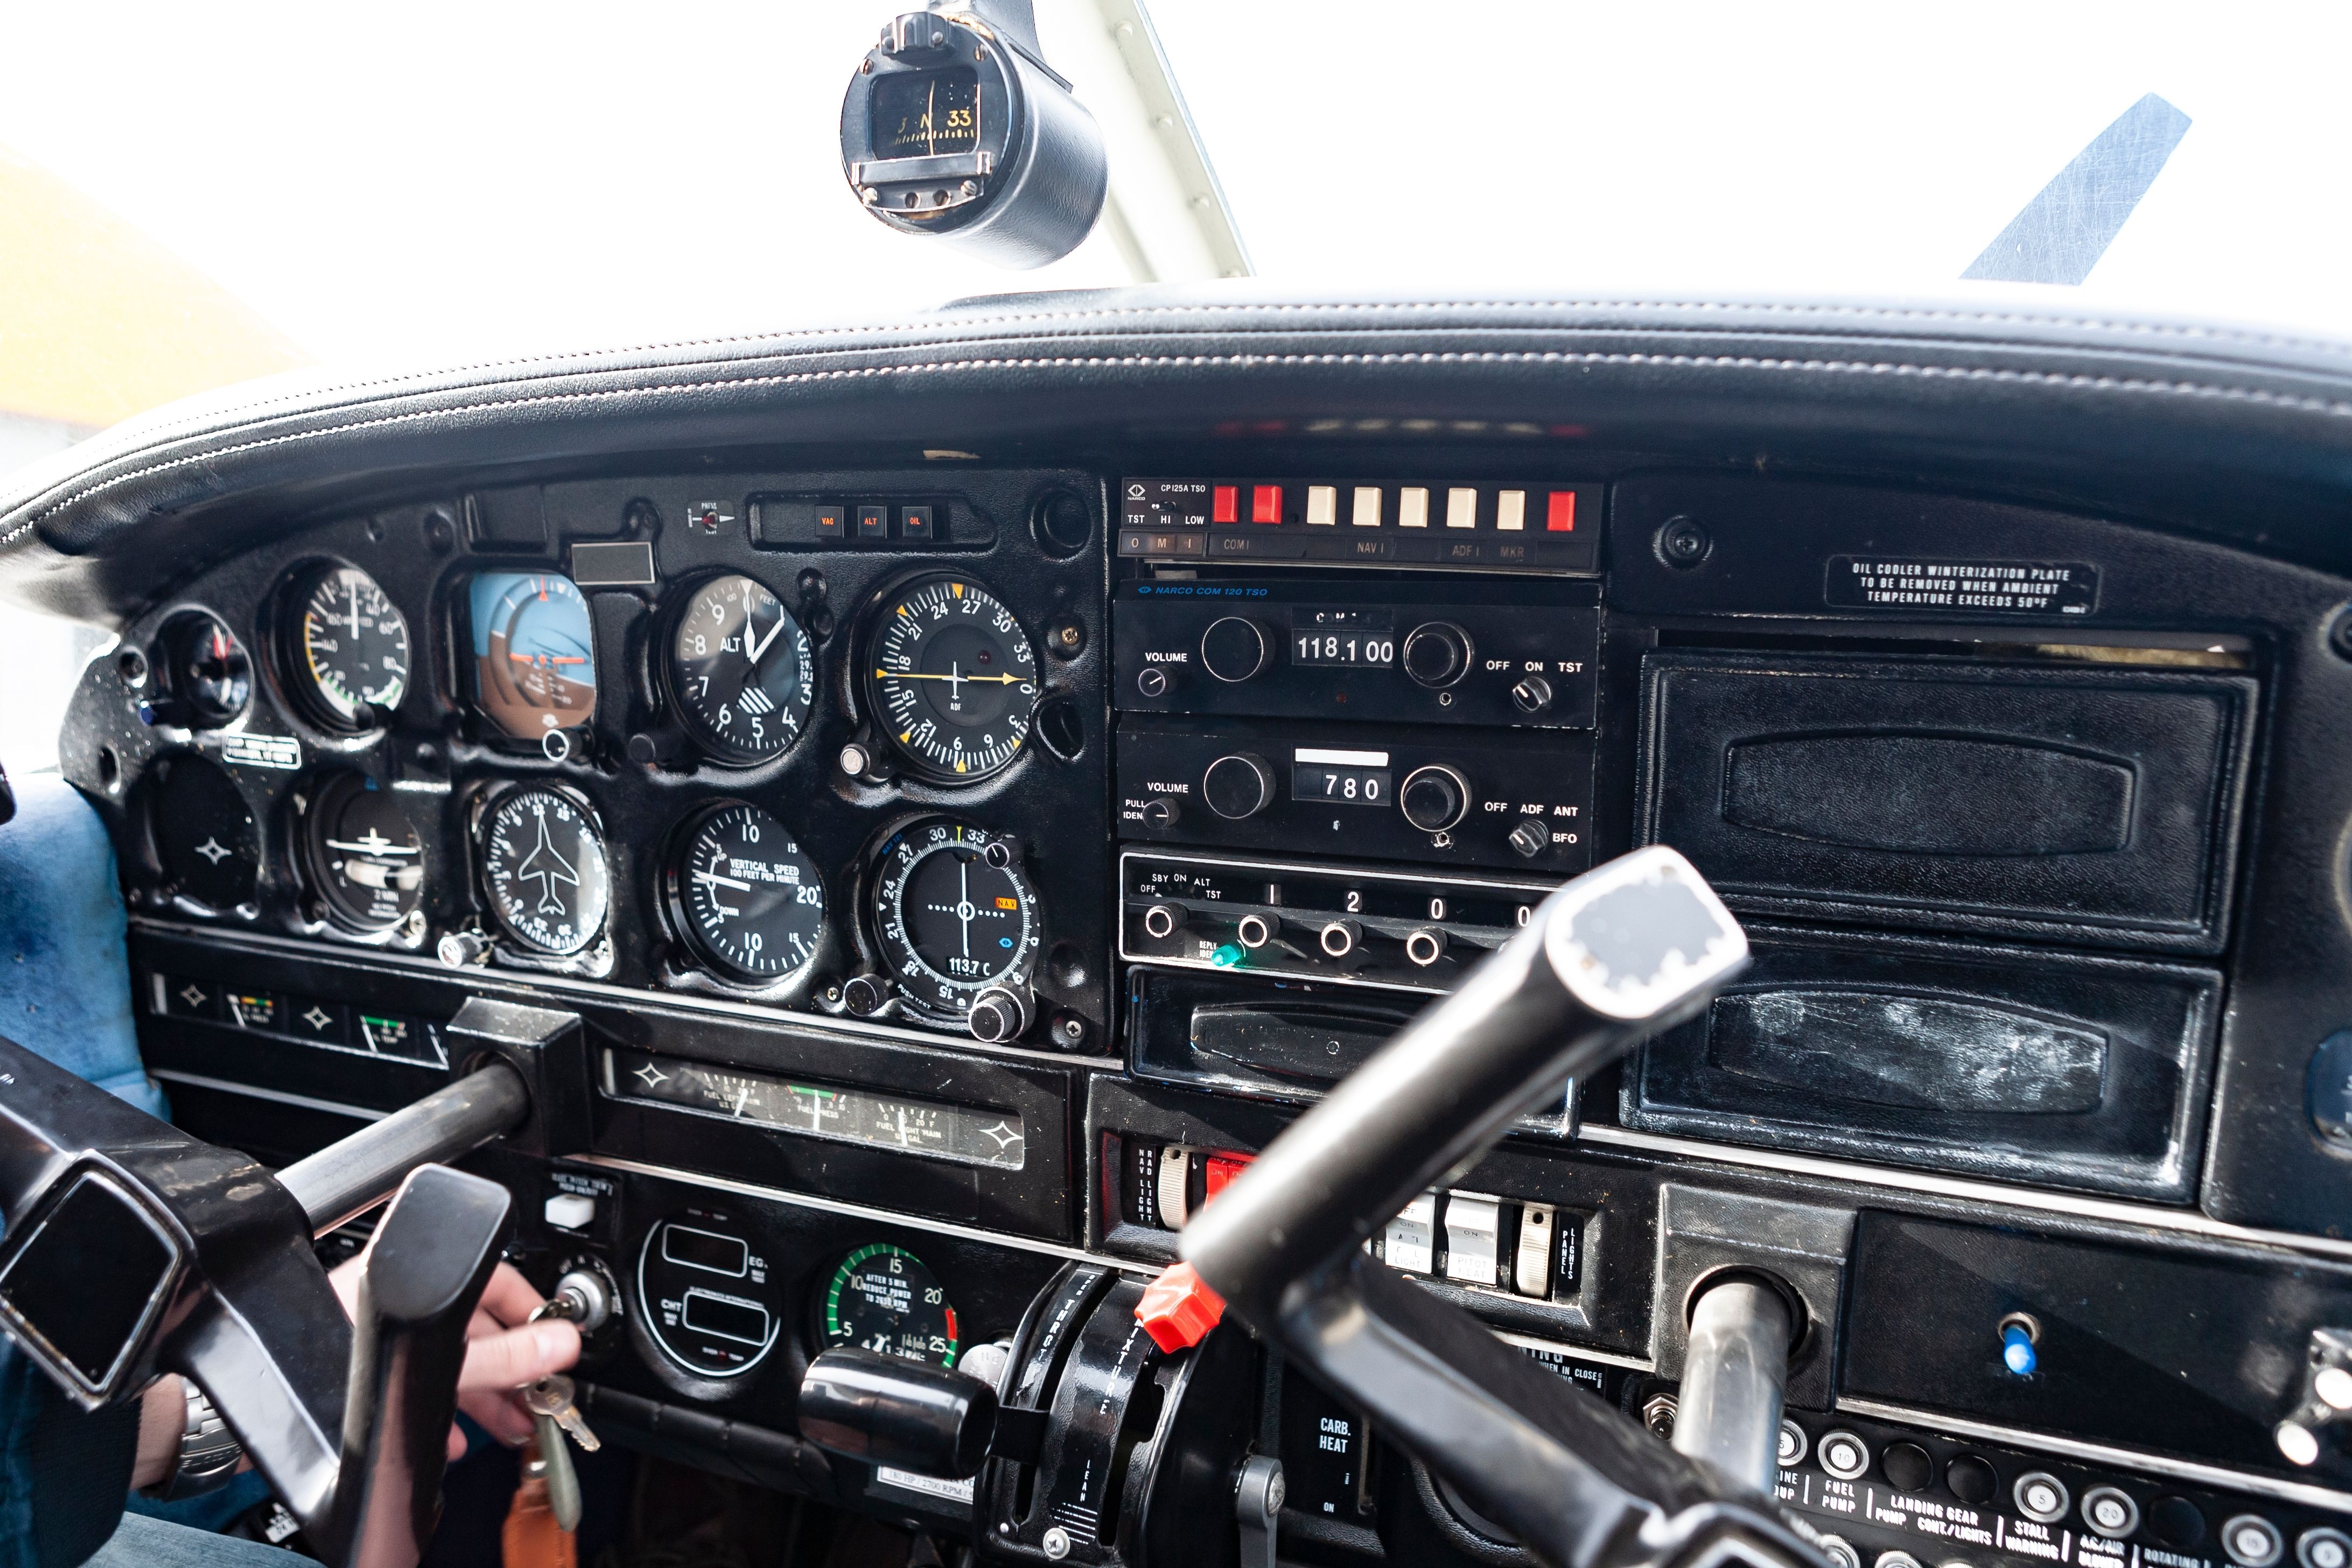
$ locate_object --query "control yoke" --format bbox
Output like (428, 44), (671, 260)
(1177, 846), (1828, 1568)
(0, 1041), (529, 1568)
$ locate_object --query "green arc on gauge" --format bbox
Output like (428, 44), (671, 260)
(823, 1242), (960, 1368)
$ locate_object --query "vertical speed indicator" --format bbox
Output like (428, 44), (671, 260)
(863, 575), (1038, 781)
(666, 802), (826, 984)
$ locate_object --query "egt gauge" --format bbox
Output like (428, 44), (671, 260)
(839, 2), (1106, 268)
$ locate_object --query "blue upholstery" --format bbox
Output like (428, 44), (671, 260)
(0, 774), (162, 1117)
(0, 775), (168, 1566)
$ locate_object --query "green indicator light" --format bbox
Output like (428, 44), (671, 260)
(1212, 942), (1244, 969)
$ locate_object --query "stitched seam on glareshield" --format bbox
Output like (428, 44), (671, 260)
(11, 348), (2352, 548)
(41, 300), (2352, 444)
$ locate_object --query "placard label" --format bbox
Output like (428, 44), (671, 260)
(1826, 558), (2097, 615)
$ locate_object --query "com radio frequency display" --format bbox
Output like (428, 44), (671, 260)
(1115, 578), (1599, 729)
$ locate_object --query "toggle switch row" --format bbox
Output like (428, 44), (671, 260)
(1377, 1190), (1577, 1300)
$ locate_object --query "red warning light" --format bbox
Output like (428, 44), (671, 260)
(1251, 485), (1283, 524)
(1546, 491), (1578, 532)
(1212, 485), (1239, 523)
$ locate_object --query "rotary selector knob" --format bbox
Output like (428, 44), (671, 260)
(1202, 753), (1276, 820)
(968, 984), (1033, 1044)
(1399, 766), (1469, 832)
(1200, 618), (1271, 683)
(1402, 622), (1472, 688)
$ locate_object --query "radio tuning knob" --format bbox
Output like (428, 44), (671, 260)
(1200, 617), (1271, 683)
(1399, 765), (1470, 833)
(1202, 753), (1276, 820)
(1401, 622), (1472, 688)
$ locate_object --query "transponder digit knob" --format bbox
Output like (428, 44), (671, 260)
(1401, 622), (1472, 688)
(1200, 617), (1271, 683)
(1398, 765), (1469, 832)
(1202, 753), (1276, 820)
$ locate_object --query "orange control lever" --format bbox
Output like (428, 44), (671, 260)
(1135, 1261), (1225, 1353)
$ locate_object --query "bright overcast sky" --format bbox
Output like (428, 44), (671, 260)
(3, 2), (2350, 371)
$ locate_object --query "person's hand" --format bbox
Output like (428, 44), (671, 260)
(134, 1256), (580, 1487)
(329, 1256), (581, 1461)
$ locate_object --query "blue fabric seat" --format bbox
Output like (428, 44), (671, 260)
(0, 775), (292, 1565)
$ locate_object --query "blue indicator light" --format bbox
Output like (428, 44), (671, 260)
(2001, 1324), (2038, 1375)
(999, 936), (1013, 948)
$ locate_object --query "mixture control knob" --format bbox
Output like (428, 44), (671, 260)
(1507, 818), (1551, 858)
(1200, 617), (1271, 683)
(1510, 674), (1553, 713)
(1399, 765), (1469, 832)
(968, 984), (1033, 1044)
(1402, 622), (1472, 688)
(1202, 753), (1276, 820)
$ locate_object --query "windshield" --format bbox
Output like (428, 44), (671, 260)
(5, 2), (2348, 467)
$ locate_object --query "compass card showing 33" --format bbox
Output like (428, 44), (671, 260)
(863, 574), (1039, 780)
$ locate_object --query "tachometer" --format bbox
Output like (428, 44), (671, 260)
(478, 786), (611, 957)
(665, 574), (813, 765)
(863, 574), (1038, 780)
(869, 818), (1038, 1025)
(284, 564), (410, 729)
(298, 771), (423, 934)
(820, 1243), (959, 1368)
(467, 572), (597, 747)
(666, 802), (825, 983)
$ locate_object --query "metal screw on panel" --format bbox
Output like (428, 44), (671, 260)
(839, 743), (872, 778)
(117, 649), (148, 687)
(1053, 1012), (1087, 1051)
(1657, 516), (1712, 569)
(1042, 1527), (1072, 1560)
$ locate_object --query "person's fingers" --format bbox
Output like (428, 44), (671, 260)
(446, 1423), (468, 1464)
(473, 1263), (549, 1329)
(456, 1319), (580, 1395)
(458, 1390), (537, 1447)
(326, 1256), (364, 1320)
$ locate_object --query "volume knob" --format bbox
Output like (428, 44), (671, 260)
(1200, 618), (1271, 683)
(1399, 765), (1469, 832)
(1402, 622), (1472, 688)
(1202, 753), (1276, 820)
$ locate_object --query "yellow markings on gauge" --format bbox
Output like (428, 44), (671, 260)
(859, 572), (1039, 782)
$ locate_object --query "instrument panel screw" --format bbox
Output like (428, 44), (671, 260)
(838, 743), (872, 778)
(1656, 516), (1712, 570)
